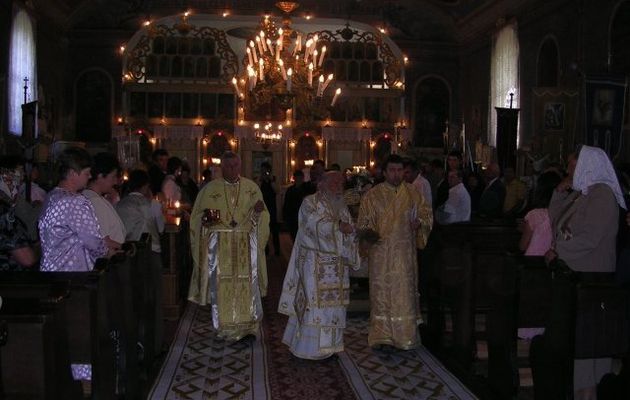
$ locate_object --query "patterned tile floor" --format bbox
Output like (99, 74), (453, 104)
(149, 233), (480, 399)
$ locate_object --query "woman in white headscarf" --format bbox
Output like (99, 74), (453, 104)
(533, 145), (626, 400)
(547, 145), (626, 271)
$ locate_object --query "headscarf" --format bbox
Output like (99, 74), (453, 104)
(572, 145), (626, 209)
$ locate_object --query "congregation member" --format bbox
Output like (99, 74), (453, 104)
(148, 148), (169, 195)
(161, 156), (183, 205)
(116, 169), (165, 253)
(465, 172), (485, 213)
(435, 169), (471, 225)
(282, 169), (306, 241)
(259, 161), (280, 256)
(39, 147), (119, 271)
(429, 158), (447, 208)
(116, 169), (165, 353)
(478, 162), (505, 218)
(302, 159), (325, 196)
(358, 154), (433, 350)
(518, 171), (561, 256)
(177, 163), (199, 205)
(403, 158), (432, 209)
(188, 151), (269, 341)
(278, 171), (359, 359)
(0, 156), (36, 270)
(18, 162), (46, 204)
(83, 152), (126, 247)
(502, 167), (527, 216)
(532, 145), (625, 400)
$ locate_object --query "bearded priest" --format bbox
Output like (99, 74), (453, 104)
(279, 171), (360, 359)
(188, 151), (270, 341)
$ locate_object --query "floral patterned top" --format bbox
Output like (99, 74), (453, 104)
(39, 187), (108, 271)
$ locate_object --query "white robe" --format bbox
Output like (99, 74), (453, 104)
(278, 193), (360, 359)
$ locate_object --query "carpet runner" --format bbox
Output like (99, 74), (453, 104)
(149, 236), (478, 399)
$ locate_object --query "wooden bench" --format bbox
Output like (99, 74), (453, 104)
(0, 284), (82, 399)
(486, 255), (630, 399)
(0, 252), (143, 399)
(423, 220), (521, 371)
(485, 255), (552, 398)
(126, 234), (163, 372)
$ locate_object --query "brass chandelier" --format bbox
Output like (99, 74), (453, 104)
(233, 1), (341, 143)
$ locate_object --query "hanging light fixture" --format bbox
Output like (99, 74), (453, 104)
(233, 1), (341, 136)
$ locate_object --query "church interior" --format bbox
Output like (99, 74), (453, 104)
(1, 0), (630, 399)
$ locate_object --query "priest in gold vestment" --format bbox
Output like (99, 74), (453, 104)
(358, 154), (432, 350)
(279, 172), (360, 359)
(188, 152), (270, 341)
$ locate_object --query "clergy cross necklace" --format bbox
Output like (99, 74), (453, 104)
(223, 180), (241, 227)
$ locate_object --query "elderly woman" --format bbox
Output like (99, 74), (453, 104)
(532, 145), (626, 400)
(39, 147), (119, 272)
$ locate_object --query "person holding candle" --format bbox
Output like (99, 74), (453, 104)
(188, 151), (270, 342)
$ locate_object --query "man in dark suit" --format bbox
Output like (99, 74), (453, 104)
(478, 162), (505, 218)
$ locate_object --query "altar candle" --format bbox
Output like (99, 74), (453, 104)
(292, 39), (299, 56)
(304, 39), (313, 62)
(308, 62), (313, 86)
(248, 66), (255, 91)
(232, 77), (240, 97)
(279, 59), (287, 80)
(260, 31), (267, 52)
(317, 75), (324, 97)
(256, 36), (263, 55)
(287, 68), (293, 91)
(331, 88), (341, 106)
(266, 39), (273, 55)
(319, 46), (327, 67)
(249, 41), (258, 63)
(246, 47), (253, 66)
(322, 73), (333, 92)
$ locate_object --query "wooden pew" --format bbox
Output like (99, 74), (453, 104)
(126, 234), (163, 373)
(0, 268), (116, 399)
(104, 253), (140, 399)
(424, 220), (521, 371)
(485, 255), (552, 398)
(486, 255), (630, 399)
(0, 285), (82, 399)
(0, 253), (142, 400)
(162, 223), (184, 322)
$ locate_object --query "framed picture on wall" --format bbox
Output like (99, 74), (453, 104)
(543, 102), (565, 131)
(532, 87), (578, 161)
(252, 151), (273, 178)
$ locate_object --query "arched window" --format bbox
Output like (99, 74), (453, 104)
(537, 38), (559, 86)
(414, 77), (450, 147)
(8, 9), (37, 136)
(489, 21), (519, 146)
(75, 70), (112, 142)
